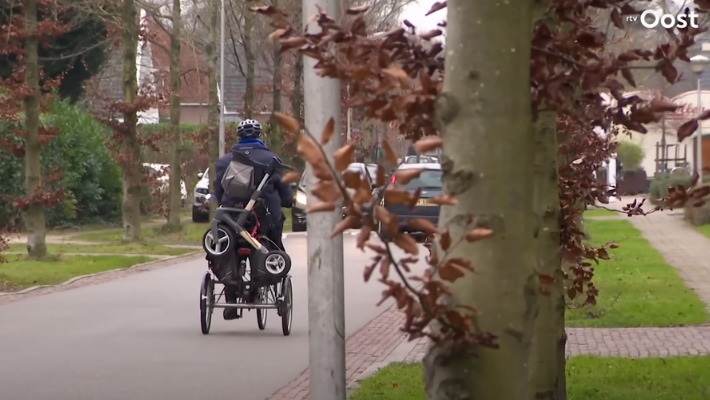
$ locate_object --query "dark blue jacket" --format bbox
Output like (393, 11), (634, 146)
(213, 139), (292, 224)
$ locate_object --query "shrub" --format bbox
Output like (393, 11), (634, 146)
(0, 100), (123, 229)
(616, 140), (645, 171)
(649, 173), (710, 204)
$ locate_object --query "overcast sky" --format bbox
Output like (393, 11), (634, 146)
(399, 0), (444, 31)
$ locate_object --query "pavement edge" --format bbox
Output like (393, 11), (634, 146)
(0, 251), (202, 297)
(345, 334), (421, 398)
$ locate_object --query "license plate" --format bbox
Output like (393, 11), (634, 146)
(416, 199), (435, 206)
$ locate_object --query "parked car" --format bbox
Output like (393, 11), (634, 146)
(142, 163), (187, 206)
(291, 162), (378, 232)
(379, 162), (442, 236)
(192, 168), (210, 222)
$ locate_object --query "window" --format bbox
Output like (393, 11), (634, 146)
(397, 169), (442, 190)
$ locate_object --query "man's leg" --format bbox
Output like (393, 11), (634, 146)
(219, 253), (241, 320)
(268, 216), (285, 252)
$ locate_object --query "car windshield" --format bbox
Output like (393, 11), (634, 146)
(398, 169), (442, 190)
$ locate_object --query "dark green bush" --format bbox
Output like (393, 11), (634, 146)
(649, 173), (710, 203)
(0, 100), (122, 229)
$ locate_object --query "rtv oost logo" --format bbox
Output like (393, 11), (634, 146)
(626, 8), (700, 29)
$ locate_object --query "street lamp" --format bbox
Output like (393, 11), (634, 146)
(689, 54), (709, 181)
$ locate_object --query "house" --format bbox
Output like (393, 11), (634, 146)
(86, 11), (288, 125)
(612, 38), (710, 176)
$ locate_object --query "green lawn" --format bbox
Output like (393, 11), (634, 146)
(349, 357), (710, 400)
(583, 208), (619, 217)
(72, 223), (207, 245)
(566, 219), (708, 327)
(6, 243), (195, 256)
(0, 254), (155, 291)
(72, 210), (293, 245)
(697, 224), (710, 240)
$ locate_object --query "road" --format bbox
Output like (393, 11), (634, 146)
(0, 234), (426, 400)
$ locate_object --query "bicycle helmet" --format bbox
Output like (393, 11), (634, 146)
(237, 119), (262, 139)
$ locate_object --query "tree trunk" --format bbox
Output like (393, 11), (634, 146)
(243, 9), (255, 119)
(529, 112), (566, 400)
(269, 0), (282, 148)
(206, 0), (220, 217)
(23, 0), (47, 258)
(166, 0), (183, 230)
(290, 2), (303, 124)
(121, 0), (142, 241)
(422, 1), (537, 399)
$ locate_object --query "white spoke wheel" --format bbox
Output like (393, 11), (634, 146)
(256, 286), (271, 330)
(202, 225), (235, 258)
(281, 277), (293, 336)
(199, 274), (214, 335)
(263, 250), (292, 278)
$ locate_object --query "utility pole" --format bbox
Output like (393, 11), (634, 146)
(303, 0), (346, 398)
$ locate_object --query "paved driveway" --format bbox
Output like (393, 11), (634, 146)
(0, 235), (425, 400)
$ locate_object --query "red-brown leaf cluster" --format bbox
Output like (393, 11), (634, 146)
(257, 1), (710, 351)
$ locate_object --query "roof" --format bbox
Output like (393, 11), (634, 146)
(398, 163), (441, 170)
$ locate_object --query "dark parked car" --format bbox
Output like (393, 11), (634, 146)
(291, 163), (378, 232)
(379, 163), (442, 235)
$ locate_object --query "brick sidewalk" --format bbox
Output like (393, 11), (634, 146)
(267, 306), (407, 400)
(404, 326), (710, 362)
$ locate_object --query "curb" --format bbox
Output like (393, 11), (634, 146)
(0, 251), (201, 297)
(345, 334), (421, 398)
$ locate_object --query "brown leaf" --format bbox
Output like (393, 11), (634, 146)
(334, 143), (356, 171)
(426, 1), (446, 16)
(330, 216), (358, 238)
(375, 206), (399, 236)
(346, 4), (369, 14)
(439, 262), (465, 282)
(376, 164), (386, 187)
(306, 202), (336, 213)
(312, 180), (340, 202)
(384, 188), (412, 205)
(364, 263), (376, 282)
(690, 171), (700, 187)
(393, 233), (419, 255)
(678, 119), (699, 142)
(379, 257), (391, 280)
(268, 28), (289, 40)
(320, 117), (335, 145)
(439, 231), (451, 251)
(280, 36), (307, 51)
(382, 67), (411, 87)
(407, 218), (439, 235)
(414, 137), (443, 154)
(282, 171), (300, 184)
(395, 168), (424, 185)
(649, 98), (680, 113)
(465, 228), (494, 242)
(430, 194), (457, 206)
(342, 170), (362, 189)
(382, 139), (398, 164)
(356, 225), (372, 249)
(273, 112), (300, 132)
(610, 8), (624, 29)
(365, 242), (387, 254)
(297, 134), (323, 164)
(621, 68), (636, 87)
(700, 109), (710, 120)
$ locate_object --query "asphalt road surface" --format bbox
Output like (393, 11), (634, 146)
(0, 234), (427, 400)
